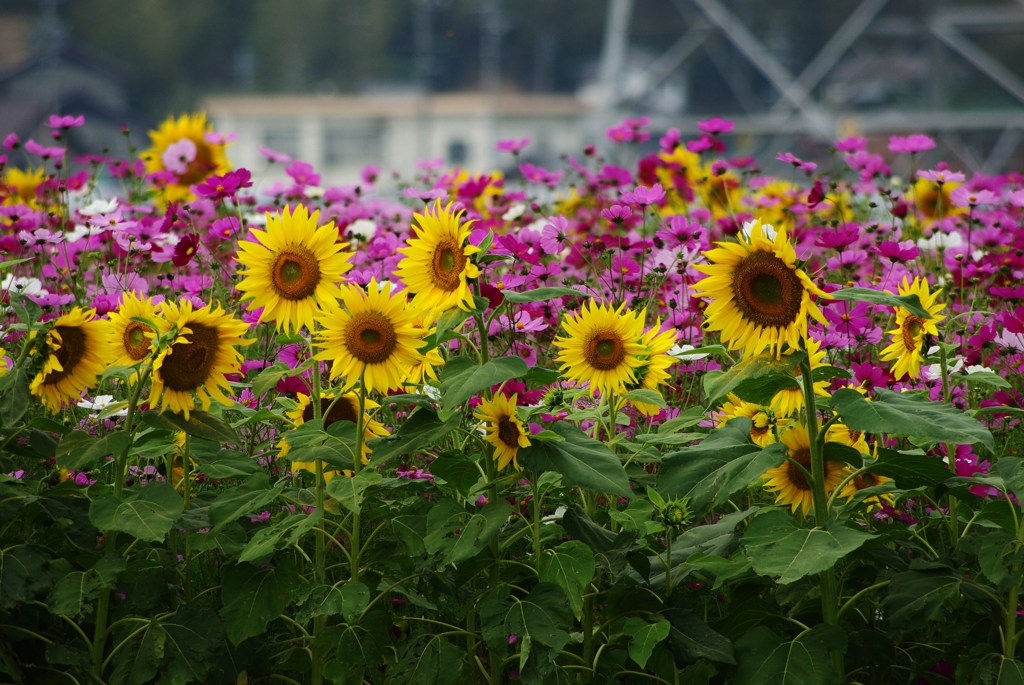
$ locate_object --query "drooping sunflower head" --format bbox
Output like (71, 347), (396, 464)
(235, 204), (354, 333)
(394, 200), (481, 312)
(277, 391), (389, 470)
(29, 308), (112, 413)
(554, 300), (647, 396)
(474, 393), (531, 471)
(141, 112), (230, 204)
(107, 291), (163, 370)
(147, 299), (253, 420)
(840, 468), (894, 512)
(762, 424), (848, 515)
(694, 219), (829, 358)
(314, 279), (425, 394)
(878, 276), (946, 380)
(716, 393), (787, 447)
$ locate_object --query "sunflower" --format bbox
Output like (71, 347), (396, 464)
(762, 425), (848, 516)
(716, 393), (788, 447)
(769, 336), (830, 418)
(147, 299), (253, 420)
(314, 279), (424, 394)
(107, 291), (163, 369)
(1, 167), (46, 208)
(140, 112), (230, 204)
(840, 468), (894, 512)
(394, 200), (481, 312)
(29, 308), (112, 413)
(554, 300), (646, 396)
(627, 321), (678, 416)
(693, 219), (829, 358)
(474, 393), (531, 471)
(277, 391), (390, 479)
(403, 304), (445, 387)
(910, 177), (966, 226)
(235, 205), (354, 333)
(878, 276), (946, 380)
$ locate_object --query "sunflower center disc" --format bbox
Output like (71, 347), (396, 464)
(124, 322), (152, 360)
(303, 396), (359, 428)
(346, 312), (398, 364)
(497, 416), (520, 448)
(901, 316), (924, 351)
(175, 141), (215, 186)
(585, 332), (626, 371)
(272, 247), (321, 301)
(43, 325), (87, 385)
(786, 447), (812, 491)
(161, 323), (220, 392)
(431, 241), (466, 292)
(732, 251), (804, 328)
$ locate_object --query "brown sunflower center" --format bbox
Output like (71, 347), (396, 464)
(302, 396), (359, 428)
(176, 141), (215, 186)
(43, 325), (86, 385)
(731, 250), (805, 328)
(901, 316), (924, 351)
(584, 331), (627, 371)
(123, 321), (153, 361)
(497, 415), (521, 448)
(271, 247), (322, 301)
(161, 323), (219, 392)
(430, 241), (466, 292)
(345, 312), (398, 364)
(785, 447), (813, 491)
(853, 472), (881, 490)
(751, 413), (771, 438)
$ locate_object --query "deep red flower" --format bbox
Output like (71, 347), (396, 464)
(172, 233), (200, 267)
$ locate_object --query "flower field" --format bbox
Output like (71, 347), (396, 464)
(1, 112), (1022, 684)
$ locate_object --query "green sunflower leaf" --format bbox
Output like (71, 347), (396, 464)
(831, 388), (994, 452)
(439, 355), (528, 410)
(829, 287), (932, 319)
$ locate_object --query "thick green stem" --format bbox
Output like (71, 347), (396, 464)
(91, 370), (147, 676)
(350, 377), (367, 583)
(799, 354), (843, 676)
(310, 354), (325, 685)
(937, 344), (959, 546)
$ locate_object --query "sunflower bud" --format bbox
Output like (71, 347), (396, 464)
(661, 497), (692, 528)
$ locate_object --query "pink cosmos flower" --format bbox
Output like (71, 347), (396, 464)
(258, 145), (291, 163)
(918, 168), (965, 184)
(496, 137), (531, 153)
(285, 160), (320, 186)
(776, 151), (817, 173)
(540, 215), (571, 254)
(204, 131), (238, 145)
(24, 138), (65, 159)
(888, 134), (935, 154)
(621, 183), (665, 207)
(814, 224), (860, 250)
(606, 117), (651, 143)
(47, 114), (85, 130)
(3, 133), (19, 150)
(172, 234), (201, 267)
(161, 139), (196, 174)
(659, 128), (681, 152)
(697, 117), (734, 134)
(950, 186), (998, 208)
(601, 204), (632, 224)
(193, 168), (253, 201)
(834, 135), (867, 152)
(877, 240), (919, 263)
(361, 164), (380, 185)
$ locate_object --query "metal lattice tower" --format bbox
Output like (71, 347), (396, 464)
(592, 0), (1024, 172)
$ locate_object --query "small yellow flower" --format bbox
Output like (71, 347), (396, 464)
(474, 393), (531, 471)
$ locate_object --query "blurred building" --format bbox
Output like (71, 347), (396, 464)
(202, 90), (588, 184)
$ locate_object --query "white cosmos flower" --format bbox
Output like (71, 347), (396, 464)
(346, 219), (377, 241)
(77, 395), (128, 416)
(669, 343), (709, 361)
